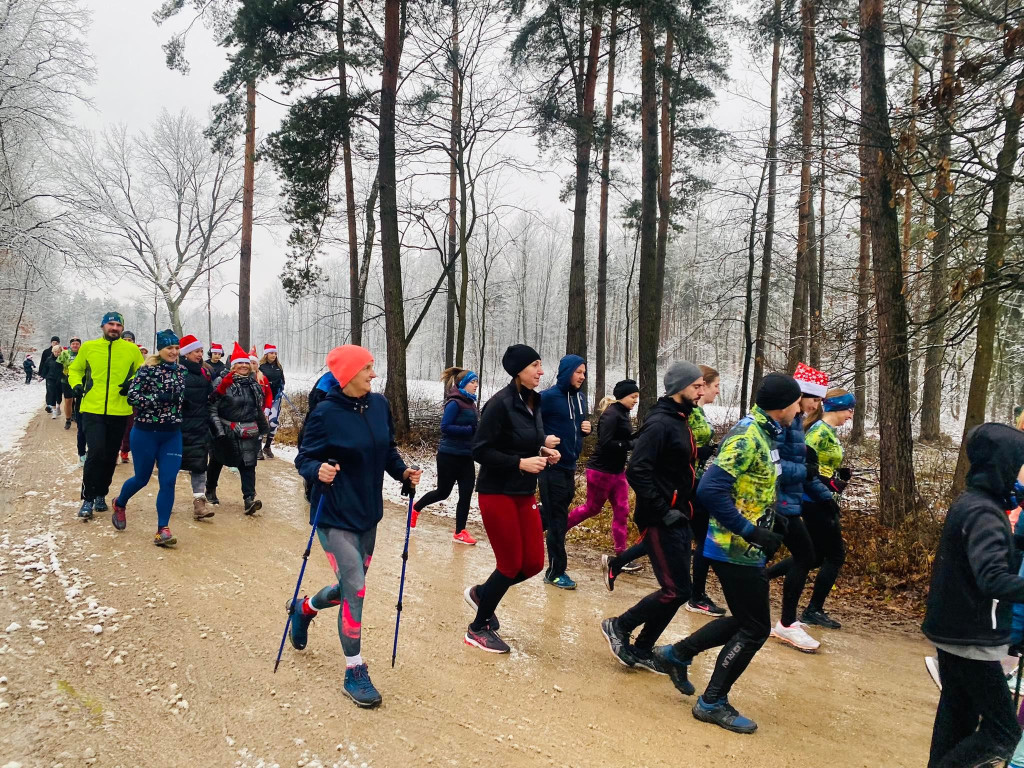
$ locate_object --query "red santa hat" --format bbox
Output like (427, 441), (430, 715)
(248, 345), (259, 363)
(793, 362), (829, 397)
(210, 343), (224, 356)
(179, 334), (202, 356)
(229, 342), (250, 366)
(263, 343), (277, 355)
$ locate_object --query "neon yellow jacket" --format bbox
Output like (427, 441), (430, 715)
(68, 337), (145, 416)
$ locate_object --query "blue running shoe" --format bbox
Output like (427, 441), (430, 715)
(654, 645), (695, 695)
(692, 696), (757, 734)
(343, 664), (382, 708)
(286, 597), (315, 651)
(77, 499), (94, 521)
(93, 497), (108, 512)
(544, 573), (577, 590)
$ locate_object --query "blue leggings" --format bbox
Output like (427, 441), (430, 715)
(116, 428), (183, 528)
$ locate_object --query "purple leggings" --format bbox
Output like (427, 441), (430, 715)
(567, 468), (630, 552)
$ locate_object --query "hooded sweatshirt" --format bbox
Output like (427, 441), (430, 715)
(922, 423), (1024, 650)
(539, 354), (588, 474)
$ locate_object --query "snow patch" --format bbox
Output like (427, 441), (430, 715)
(0, 380), (49, 453)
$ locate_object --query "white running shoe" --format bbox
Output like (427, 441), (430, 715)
(924, 656), (942, 690)
(771, 621), (820, 652)
(50, 410), (57, 419)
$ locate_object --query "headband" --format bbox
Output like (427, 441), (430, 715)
(458, 371), (478, 389)
(823, 392), (856, 412)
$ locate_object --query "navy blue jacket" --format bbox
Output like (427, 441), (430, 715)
(776, 414), (833, 516)
(295, 389), (408, 532)
(539, 354), (588, 474)
(439, 388), (477, 456)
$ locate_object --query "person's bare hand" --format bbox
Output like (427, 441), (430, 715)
(519, 456), (548, 474)
(581, 420), (592, 436)
(318, 462), (339, 483)
(544, 449), (561, 465)
(403, 467), (422, 486)
(545, 434), (561, 449)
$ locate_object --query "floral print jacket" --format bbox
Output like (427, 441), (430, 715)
(126, 362), (186, 428)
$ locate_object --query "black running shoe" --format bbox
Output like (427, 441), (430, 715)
(801, 606), (841, 629)
(464, 624), (510, 654)
(93, 497), (108, 512)
(77, 499), (94, 521)
(64, 419), (71, 430)
(632, 647), (669, 676)
(619, 561), (643, 574)
(654, 645), (695, 695)
(686, 594), (726, 617)
(207, 490), (220, 505)
(692, 696), (757, 734)
(244, 497), (262, 516)
(600, 617), (636, 668)
(601, 554), (616, 592)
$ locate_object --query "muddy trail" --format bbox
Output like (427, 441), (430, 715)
(1, 414), (937, 767)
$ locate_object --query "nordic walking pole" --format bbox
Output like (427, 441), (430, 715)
(273, 459), (337, 673)
(1015, 652), (1023, 709)
(392, 465), (420, 668)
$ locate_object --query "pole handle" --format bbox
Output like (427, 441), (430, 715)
(401, 464), (420, 497)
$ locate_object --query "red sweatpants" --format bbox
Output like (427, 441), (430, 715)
(478, 493), (545, 579)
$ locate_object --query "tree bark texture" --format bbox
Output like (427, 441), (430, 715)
(594, 7), (617, 402)
(238, 79), (256, 349)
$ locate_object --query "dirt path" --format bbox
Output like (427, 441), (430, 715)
(1, 413), (938, 767)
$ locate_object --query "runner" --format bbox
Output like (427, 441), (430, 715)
(118, 331), (139, 464)
(797, 387), (855, 628)
(178, 334), (215, 521)
(600, 362), (703, 673)
(206, 343), (269, 515)
(68, 312), (145, 520)
(568, 379), (638, 564)
(110, 330), (186, 547)
(57, 338), (82, 429)
(23, 353), (35, 384)
(463, 344), (560, 653)
(258, 344), (285, 459)
(411, 367), (479, 545)
(39, 336), (59, 411)
(765, 363), (836, 652)
(686, 365), (727, 617)
(205, 343), (226, 380)
(289, 344), (421, 708)
(923, 423), (1024, 767)
(539, 354), (590, 589)
(653, 373), (800, 734)
(39, 340), (64, 419)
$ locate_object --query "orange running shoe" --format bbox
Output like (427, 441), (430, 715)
(453, 529), (477, 546)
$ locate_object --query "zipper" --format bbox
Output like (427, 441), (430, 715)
(104, 340), (112, 415)
(359, 399), (376, 506)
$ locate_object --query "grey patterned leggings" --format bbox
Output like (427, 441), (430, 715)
(310, 525), (377, 657)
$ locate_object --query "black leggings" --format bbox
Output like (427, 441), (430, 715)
(691, 502), (712, 597)
(207, 459), (256, 500)
(803, 501), (846, 610)
(414, 452), (475, 532)
(765, 514), (816, 625)
(673, 561), (771, 703)
(928, 650), (1021, 767)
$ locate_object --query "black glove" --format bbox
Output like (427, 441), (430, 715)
(773, 514), (790, 535)
(119, 381), (131, 396)
(697, 443), (717, 463)
(838, 467), (853, 483)
(662, 507), (689, 527)
(73, 384), (84, 398)
(826, 474), (849, 495)
(746, 526), (784, 558)
(1010, 642), (1024, 658)
(214, 433), (232, 452)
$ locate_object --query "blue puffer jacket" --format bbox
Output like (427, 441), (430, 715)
(439, 388), (477, 456)
(776, 413), (833, 516)
(295, 388), (408, 532)
(539, 354), (588, 474)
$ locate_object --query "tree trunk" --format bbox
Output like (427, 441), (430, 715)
(636, 5), (660, 419)
(904, 0), (923, 416)
(238, 79), (256, 349)
(379, 0), (409, 437)
(655, 26), (675, 362)
(788, 0), (816, 374)
(811, 84), (826, 370)
(752, 0), (782, 398)
(860, 0), (918, 525)
(806, 192), (820, 369)
(338, 0), (363, 346)
(952, 73), (1024, 492)
(594, 6), (617, 402)
(742, 158), (769, 415)
(565, 9), (602, 361)
(445, 0), (460, 369)
(919, 1), (957, 443)
(851, 147), (871, 444)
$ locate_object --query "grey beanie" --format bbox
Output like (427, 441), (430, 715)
(664, 361), (702, 395)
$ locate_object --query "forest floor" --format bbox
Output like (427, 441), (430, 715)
(1, 409), (940, 768)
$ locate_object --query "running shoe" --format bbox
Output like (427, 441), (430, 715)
(686, 594), (726, 617)
(111, 499), (127, 531)
(692, 696), (757, 734)
(343, 664), (382, 708)
(50, 410), (57, 420)
(120, 452), (130, 464)
(45, 405), (52, 414)
(64, 419), (71, 430)
(632, 647), (669, 676)
(801, 606), (841, 629)
(244, 497), (262, 516)
(410, 507), (420, 528)
(601, 554), (617, 592)
(619, 561), (643, 574)
(153, 527), (177, 547)
(93, 497), (108, 512)
(463, 585), (499, 630)
(924, 656), (942, 691)
(464, 624), (511, 654)
(453, 530), (476, 545)
(206, 490), (220, 505)
(286, 596), (315, 650)
(544, 573), (577, 590)
(600, 617), (636, 668)
(771, 620), (820, 652)
(653, 645), (695, 695)
(77, 499), (94, 521)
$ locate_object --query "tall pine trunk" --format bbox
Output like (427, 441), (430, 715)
(655, 27), (675, 360)
(851, 146), (871, 443)
(742, 159), (769, 414)
(594, 7), (617, 401)
(238, 79), (256, 349)
(445, 0), (460, 368)
(338, 0), (363, 346)
(380, 0), (409, 436)
(860, 0), (918, 525)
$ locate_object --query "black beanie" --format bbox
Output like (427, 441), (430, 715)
(613, 379), (639, 400)
(502, 344), (541, 377)
(755, 373), (803, 411)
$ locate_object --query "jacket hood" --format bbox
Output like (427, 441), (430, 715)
(966, 423), (1024, 505)
(326, 385), (369, 411)
(651, 394), (694, 419)
(555, 354), (586, 393)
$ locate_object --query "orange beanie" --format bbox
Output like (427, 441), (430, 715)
(326, 345), (374, 388)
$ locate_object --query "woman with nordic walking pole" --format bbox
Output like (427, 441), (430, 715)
(463, 344), (560, 653)
(290, 345), (420, 708)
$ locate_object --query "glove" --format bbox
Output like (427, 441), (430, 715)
(826, 474), (849, 495)
(662, 507), (689, 527)
(697, 443), (718, 463)
(839, 467), (853, 483)
(214, 433), (232, 453)
(746, 526), (784, 558)
(1010, 642), (1024, 658)
(119, 380), (131, 396)
(773, 514), (790, 535)
(73, 384), (84, 398)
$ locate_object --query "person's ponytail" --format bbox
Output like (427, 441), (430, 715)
(596, 395), (616, 415)
(441, 366), (467, 393)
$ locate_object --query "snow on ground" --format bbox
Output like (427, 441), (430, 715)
(0, 379), (50, 454)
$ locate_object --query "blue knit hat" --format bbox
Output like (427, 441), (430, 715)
(156, 329), (179, 351)
(101, 311), (125, 326)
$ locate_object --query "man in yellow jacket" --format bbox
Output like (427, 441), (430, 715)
(68, 312), (144, 520)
